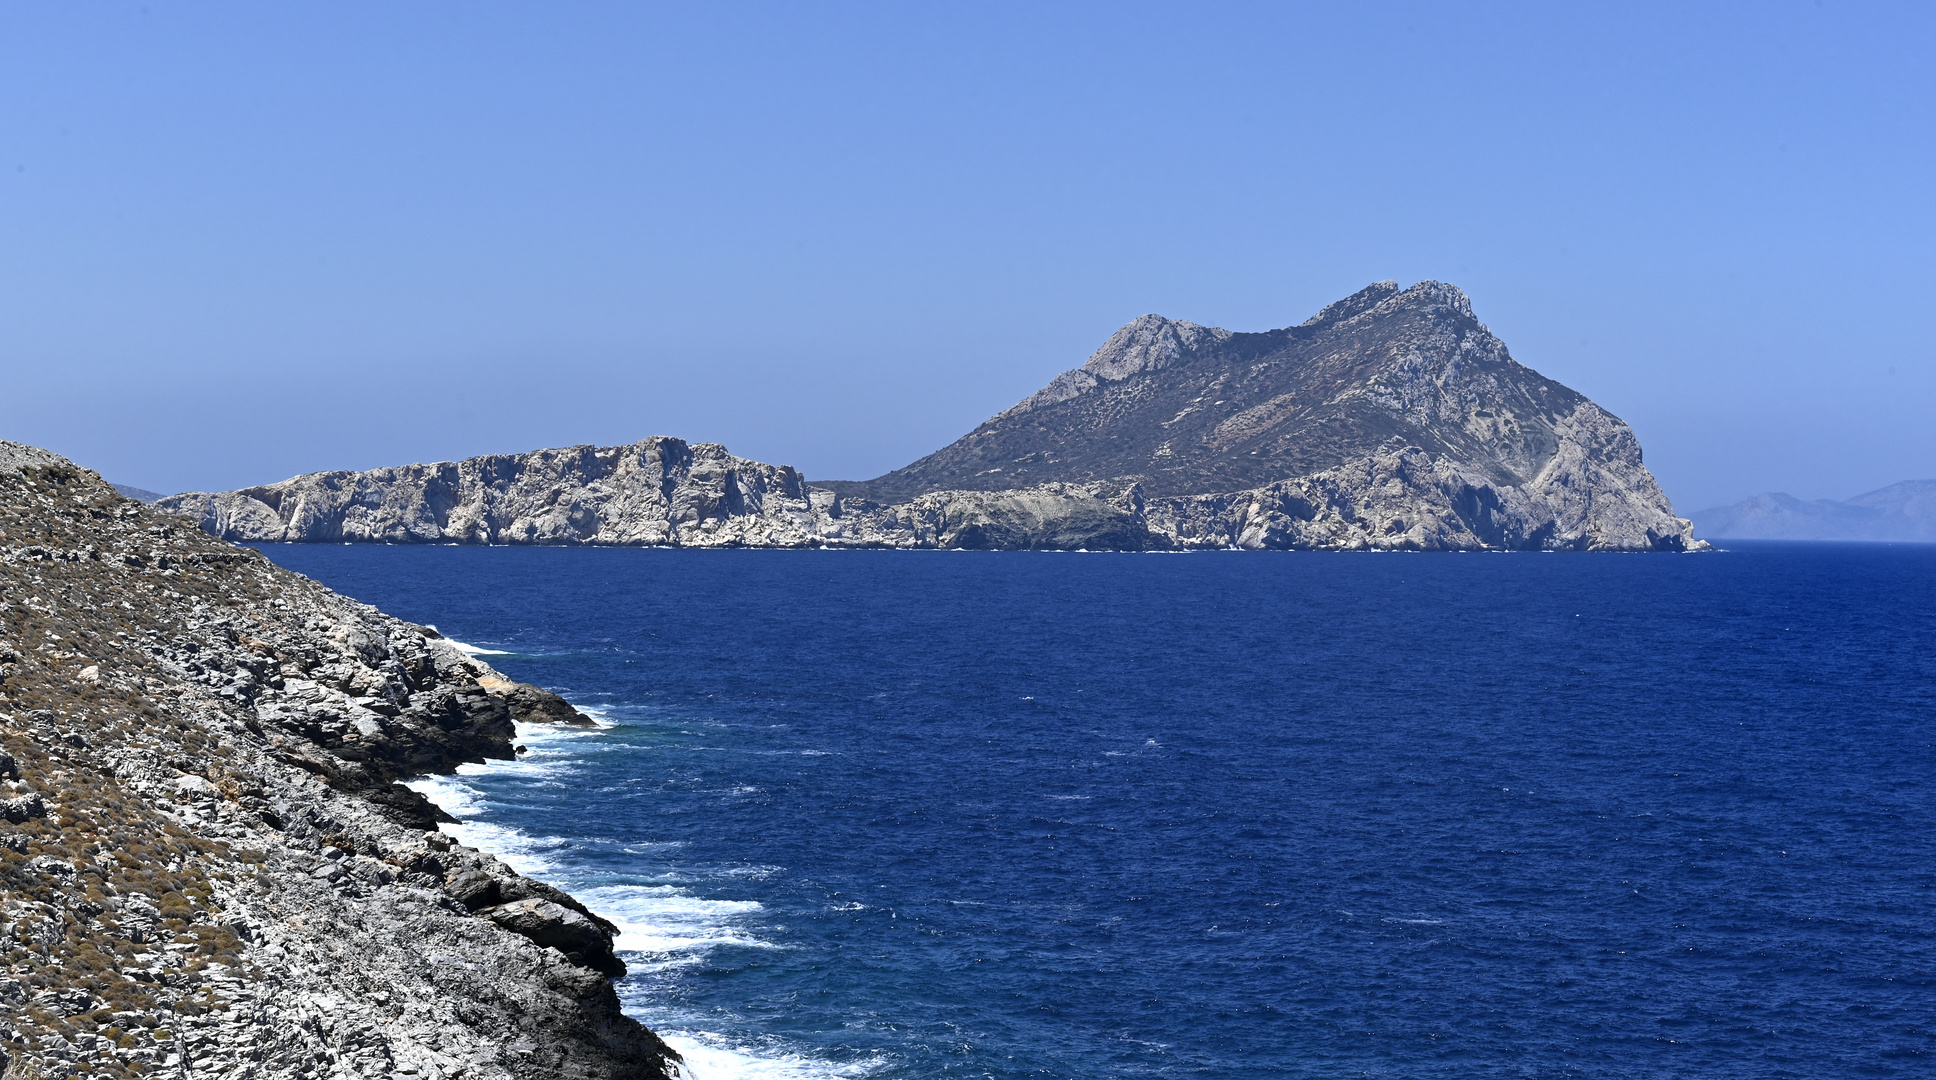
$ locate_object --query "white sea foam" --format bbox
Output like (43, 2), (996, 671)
(660, 1033), (883, 1080)
(455, 821), (570, 876)
(573, 884), (772, 955)
(409, 711), (873, 1080)
(410, 732), (779, 951)
(406, 773), (487, 817)
(508, 720), (615, 752)
(717, 865), (781, 881)
(406, 773), (573, 875)
(436, 631), (512, 655)
(573, 704), (620, 727)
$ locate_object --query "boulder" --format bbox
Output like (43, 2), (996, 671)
(481, 678), (598, 728)
(476, 897), (626, 977)
(0, 793), (45, 824)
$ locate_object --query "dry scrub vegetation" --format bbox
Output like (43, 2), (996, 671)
(0, 452), (677, 1080)
(2, 462), (272, 1076)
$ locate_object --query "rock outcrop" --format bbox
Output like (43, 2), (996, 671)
(161, 439), (824, 548)
(160, 282), (1701, 551)
(0, 442), (680, 1079)
(842, 280), (1683, 504)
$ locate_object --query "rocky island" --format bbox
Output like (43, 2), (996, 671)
(162, 281), (1702, 551)
(0, 441), (681, 1079)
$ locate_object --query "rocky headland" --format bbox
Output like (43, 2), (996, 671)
(161, 281), (1702, 551)
(0, 441), (681, 1079)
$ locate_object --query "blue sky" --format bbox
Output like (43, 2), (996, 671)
(2, 1), (1930, 511)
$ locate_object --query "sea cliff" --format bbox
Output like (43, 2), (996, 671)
(0, 441), (680, 1079)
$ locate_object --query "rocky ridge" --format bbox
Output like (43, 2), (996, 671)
(161, 282), (1701, 552)
(161, 440), (826, 549)
(0, 441), (680, 1079)
(844, 280), (1682, 503)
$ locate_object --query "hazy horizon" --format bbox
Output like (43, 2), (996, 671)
(3, 2), (1931, 512)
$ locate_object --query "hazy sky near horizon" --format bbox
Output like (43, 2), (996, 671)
(2, 2), (1931, 511)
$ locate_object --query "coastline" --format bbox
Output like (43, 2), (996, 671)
(228, 517), (1936, 1077)
(0, 443), (682, 1079)
(406, 718), (875, 1080)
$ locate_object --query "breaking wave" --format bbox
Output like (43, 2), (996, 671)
(408, 722), (871, 1080)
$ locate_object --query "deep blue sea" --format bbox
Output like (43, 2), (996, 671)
(251, 543), (1936, 1080)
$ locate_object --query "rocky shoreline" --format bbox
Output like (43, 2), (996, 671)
(0, 441), (680, 1079)
(156, 435), (1704, 554)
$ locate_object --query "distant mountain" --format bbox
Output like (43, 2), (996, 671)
(111, 482), (165, 503)
(835, 279), (1700, 550)
(843, 280), (1647, 501)
(1691, 481), (1936, 542)
(159, 282), (1702, 551)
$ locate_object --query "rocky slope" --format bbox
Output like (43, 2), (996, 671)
(160, 282), (1700, 551)
(1691, 480), (1936, 542)
(843, 281), (1679, 500)
(109, 486), (164, 506)
(0, 441), (681, 1079)
(159, 439), (825, 548)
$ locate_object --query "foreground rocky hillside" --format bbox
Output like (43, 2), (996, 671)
(161, 282), (1701, 551)
(0, 441), (680, 1079)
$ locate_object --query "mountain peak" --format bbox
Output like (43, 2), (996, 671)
(1081, 314), (1233, 382)
(1300, 280), (1400, 326)
(1299, 280), (1473, 327)
(854, 280), (1612, 502)
(1393, 279), (1474, 318)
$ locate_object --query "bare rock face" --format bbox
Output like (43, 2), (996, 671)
(1145, 437), (1695, 551)
(477, 676), (600, 729)
(158, 282), (1701, 552)
(820, 483), (1167, 551)
(845, 280), (1635, 501)
(161, 437), (825, 548)
(475, 899), (626, 978)
(0, 443), (680, 1079)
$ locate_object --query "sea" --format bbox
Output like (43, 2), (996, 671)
(250, 542), (1935, 1080)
